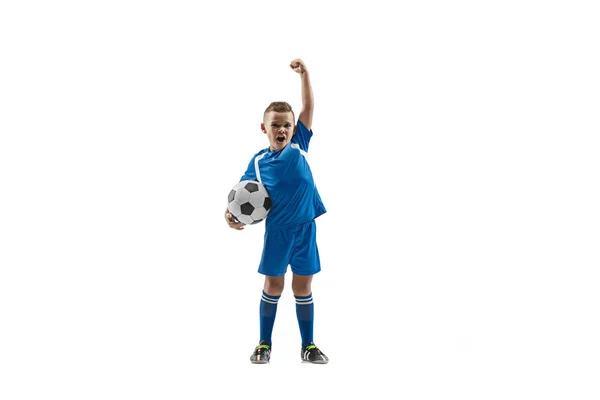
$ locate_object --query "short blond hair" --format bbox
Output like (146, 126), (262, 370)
(263, 101), (295, 122)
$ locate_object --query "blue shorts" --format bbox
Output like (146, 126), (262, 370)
(258, 220), (321, 277)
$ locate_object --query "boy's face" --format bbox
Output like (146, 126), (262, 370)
(262, 111), (296, 151)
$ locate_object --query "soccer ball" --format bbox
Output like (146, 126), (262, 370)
(227, 180), (272, 225)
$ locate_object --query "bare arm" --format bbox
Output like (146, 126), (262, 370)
(290, 59), (314, 130)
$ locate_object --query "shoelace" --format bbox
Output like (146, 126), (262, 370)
(303, 345), (325, 358)
(255, 344), (270, 353)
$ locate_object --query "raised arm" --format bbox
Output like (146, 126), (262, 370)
(290, 59), (313, 130)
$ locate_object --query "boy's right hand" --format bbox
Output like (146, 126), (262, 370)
(225, 209), (245, 230)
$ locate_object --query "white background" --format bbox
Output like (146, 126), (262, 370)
(1, 1), (599, 399)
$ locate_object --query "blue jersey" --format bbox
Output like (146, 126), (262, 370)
(240, 120), (326, 231)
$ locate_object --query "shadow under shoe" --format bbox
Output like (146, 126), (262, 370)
(301, 342), (329, 364)
(250, 340), (271, 364)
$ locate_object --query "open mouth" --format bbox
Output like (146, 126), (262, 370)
(276, 135), (285, 143)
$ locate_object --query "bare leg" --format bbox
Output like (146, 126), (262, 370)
(264, 275), (285, 296)
(291, 274), (312, 297)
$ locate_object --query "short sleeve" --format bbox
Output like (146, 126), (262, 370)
(240, 155), (257, 182)
(292, 119), (313, 152)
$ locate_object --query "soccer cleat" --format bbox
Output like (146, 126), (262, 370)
(301, 342), (329, 364)
(250, 341), (271, 364)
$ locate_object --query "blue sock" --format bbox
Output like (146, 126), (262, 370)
(295, 293), (314, 347)
(259, 291), (280, 346)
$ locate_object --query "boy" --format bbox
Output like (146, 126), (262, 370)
(224, 59), (329, 364)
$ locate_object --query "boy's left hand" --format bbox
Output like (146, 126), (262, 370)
(290, 59), (307, 74)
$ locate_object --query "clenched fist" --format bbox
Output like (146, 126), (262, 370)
(290, 59), (308, 75)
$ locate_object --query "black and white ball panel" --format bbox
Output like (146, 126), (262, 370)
(227, 180), (272, 225)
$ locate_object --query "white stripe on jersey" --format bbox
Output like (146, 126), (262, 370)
(255, 144), (305, 183)
(290, 143), (308, 158)
(254, 152), (267, 183)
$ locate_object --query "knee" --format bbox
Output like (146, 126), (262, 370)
(292, 281), (312, 297)
(264, 277), (284, 296)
